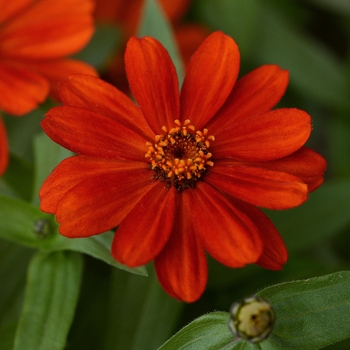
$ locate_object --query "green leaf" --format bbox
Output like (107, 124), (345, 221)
(0, 240), (34, 325)
(104, 265), (183, 350)
(0, 194), (56, 249)
(159, 271), (350, 349)
(32, 132), (72, 205)
(138, 0), (184, 83)
(13, 251), (83, 350)
(258, 271), (350, 349)
(158, 311), (240, 350)
(266, 179), (350, 253)
(52, 231), (147, 276)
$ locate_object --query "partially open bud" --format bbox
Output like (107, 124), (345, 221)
(228, 296), (275, 343)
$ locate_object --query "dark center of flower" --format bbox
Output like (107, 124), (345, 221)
(145, 119), (215, 192)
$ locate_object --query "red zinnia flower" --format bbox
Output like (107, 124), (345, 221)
(40, 31), (326, 302)
(0, 0), (97, 116)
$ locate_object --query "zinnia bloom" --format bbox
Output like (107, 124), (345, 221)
(40, 31), (326, 302)
(0, 0), (97, 116)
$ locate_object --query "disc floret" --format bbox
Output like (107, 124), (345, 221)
(145, 119), (215, 192)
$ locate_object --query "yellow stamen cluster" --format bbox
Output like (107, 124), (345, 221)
(145, 119), (215, 191)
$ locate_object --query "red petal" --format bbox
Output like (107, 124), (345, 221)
(180, 31), (240, 129)
(0, 0), (33, 23)
(125, 36), (180, 133)
(0, 0), (94, 59)
(0, 117), (9, 175)
(229, 198), (288, 270)
(208, 162), (308, 209)
(59, 75), (154, 141)
(246, 147), (327, 192)
(155, 192), (207, 302)
(111, 184), (176, 267)
(187, 182), (263, 268)
(29, 60), (98, 101)
(0, 62), (49, 115)
(55, 168), (156, 236)
(40, 156), (146, 213)
(208, 65), (289, 134)
(212, 108), (311, 161)
(41, 106), (148, 162)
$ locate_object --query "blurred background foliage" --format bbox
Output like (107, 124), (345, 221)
(1, 0), (350, 349)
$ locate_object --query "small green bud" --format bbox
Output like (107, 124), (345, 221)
(33, 218), (52, 239)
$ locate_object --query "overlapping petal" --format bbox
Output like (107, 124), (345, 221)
(229, 198), (288, 270)
(0, 0), (33, 23)
(40, 156), (147, 213)
(29, 60), (98, 101)
(245, 147), (327, 192)
(112, 183), (176, 267)
(55, 169), (156, 237)
(207, 65), (289, 134)
(0, 0), (94, 59)
(0, 61), (49, 115)
(187, 182), (263, 267)
(180, 31), (240, 129)
(155, 193), (207, 302)
(207, 161), (308, 209)
(59, 75), (154, 140)
(125, 36), (180, 133)
(0, 117), (9, 175)
(42, 106), (148, 162)
(212, 108), (311, 161)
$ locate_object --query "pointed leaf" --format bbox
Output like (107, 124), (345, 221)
(13, 251), (83, 350)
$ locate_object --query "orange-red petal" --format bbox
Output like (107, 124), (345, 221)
(212, 108), (311, 161)
(0, 0), (94, 59)
(55, 168), (156, 237)
(246, 147), (327, 192)
(0, 117), (9, 175)
(40, 156), (147, 213)
(125, 36), (180, 133)
(208, 65), (289, 134)
(228, 198), (287, 270)
(0, 0), (33, 23)
(180, 31), (240, 129)
(187, 182), (263, 268)
(41, 106), (148, 162)
(59, 75), (154, 140)
(28, 60), (98, 101)
(111, 184), (176, 267)
(207, 162), (308, 210)
(0, 61), (49, 115)
(155, 192), (208, 302)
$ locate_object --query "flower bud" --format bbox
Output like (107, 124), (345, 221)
(228, 296), (275, 343)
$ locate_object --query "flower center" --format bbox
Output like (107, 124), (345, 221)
(145, 119), (215, 192)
